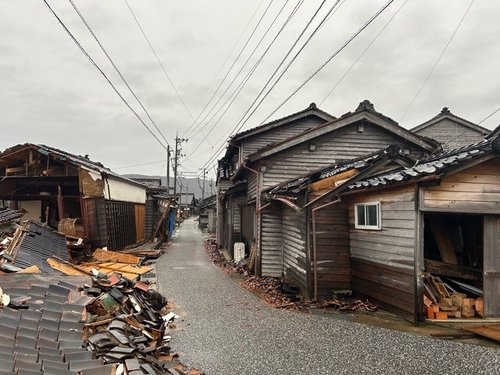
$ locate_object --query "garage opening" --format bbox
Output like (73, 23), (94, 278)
(422, 213), (488, 320)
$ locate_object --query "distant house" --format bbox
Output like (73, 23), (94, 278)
(219, 100), (439, 277)
(0, 143), (148, 249)
(411, 107), (490, 150)
(199, 195), (216, 233)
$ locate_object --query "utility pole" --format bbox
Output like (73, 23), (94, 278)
(166, 146), (171, 194)
(173, 132), (188, 199)
(201, 168), (206, 201)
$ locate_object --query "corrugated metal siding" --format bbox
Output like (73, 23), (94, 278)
(145, 199), (155, 239)
(247, 173), (257, 201)
(263, 123), (427, 190)
(282, 206), (309, 296)
(105, 200), (137, 250)
(414, 119), (486, 150)
(232, 195), (245, 246)
(347, 186), (416, 318)
(311, 202), (351, 298)
(242, 116), (326, 157)
(261, 208), (282, 277)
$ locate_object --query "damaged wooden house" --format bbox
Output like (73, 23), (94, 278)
(0, 143), (149, 250)
(217, 100), (439, 277)
(266, 131), (500, 322)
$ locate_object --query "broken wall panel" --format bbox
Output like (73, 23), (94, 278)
(81, 197), (108, 248)
(79, 167), (105, 198)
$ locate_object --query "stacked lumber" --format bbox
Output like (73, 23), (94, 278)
(423, 273), (483, 319)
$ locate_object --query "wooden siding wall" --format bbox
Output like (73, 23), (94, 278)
(423, 159), (500, 214)
(310, 199), (351, 298)
(261, 208), (282, 277)
(135, 204), (145, 242)
(262, 123), (427, 191)
(282, 206), (309, 296)
(242, 116), (326, 157)
(347, 186), (417, 318)
(414, 119), (486, 150)
(484, 215), (500, 317)
(81, 197), (108, 248)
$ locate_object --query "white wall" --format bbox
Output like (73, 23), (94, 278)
(104, 176), (146, 204)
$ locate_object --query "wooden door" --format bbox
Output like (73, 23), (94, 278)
(484, 215), (500, 317)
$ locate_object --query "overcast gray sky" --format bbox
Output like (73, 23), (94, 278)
(1, 0), (499, 180)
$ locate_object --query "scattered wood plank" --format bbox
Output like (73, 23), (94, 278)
(464, 324), (500, 343)
(92, 248), (140, 265)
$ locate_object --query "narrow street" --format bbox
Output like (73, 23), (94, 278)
(156, 219), (500, 375)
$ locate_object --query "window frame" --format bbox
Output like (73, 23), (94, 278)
(354, 202), (382, 230)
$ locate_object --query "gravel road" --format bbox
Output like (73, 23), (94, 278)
(156, 218), (500, 375)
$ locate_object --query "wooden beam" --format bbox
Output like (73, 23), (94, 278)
(424, 259), (482, 281)
(310, 169), (358, 191)
(428, 216), (458, 264)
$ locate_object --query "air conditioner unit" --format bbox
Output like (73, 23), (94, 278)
(233, 242), (245, 262)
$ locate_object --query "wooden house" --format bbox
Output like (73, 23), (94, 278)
(412, 107), (489, 150)
(270, 135), (500, 322)
(0, 143), (148, 249)
(216, 103), (335, 257)
(220, 100), (438, 276)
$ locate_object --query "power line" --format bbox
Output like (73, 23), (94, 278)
(239, 0), (343, 129)
(68, 0), (172, 149)
(182, 0), (273, 138)
(260, 0), (396, 125)
(198, 0), (337, 170)
(111, 159), (166, 170)
(320, 0), (410, 106)
(42, 0), (168, 151)
(123, 0), (195, 123)
(185, 0), (291, 140)
(478, 106), (500, 125)
(192, 1), (265, 123)
(399, 0), (476, 122)
(185, 0), (299, 153)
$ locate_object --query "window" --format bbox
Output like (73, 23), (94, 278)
(355, 202), (381, 230)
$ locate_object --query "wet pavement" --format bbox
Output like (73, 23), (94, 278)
(156, 218), (500, 375)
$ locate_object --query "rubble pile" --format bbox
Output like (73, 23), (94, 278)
(83, 272), (198, 374)
(241, 276), (300, 308)
(204, 238), (246, 275)
(318, 298), (378, 312)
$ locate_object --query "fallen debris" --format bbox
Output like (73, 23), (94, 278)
(464, 324), (500, 343)
(204, 238), (247, 275)
(318, 298), (378, 313)
(423, 273), (484, 320)
(240, 276), (300, 308)
(0, 270), (203, 374)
